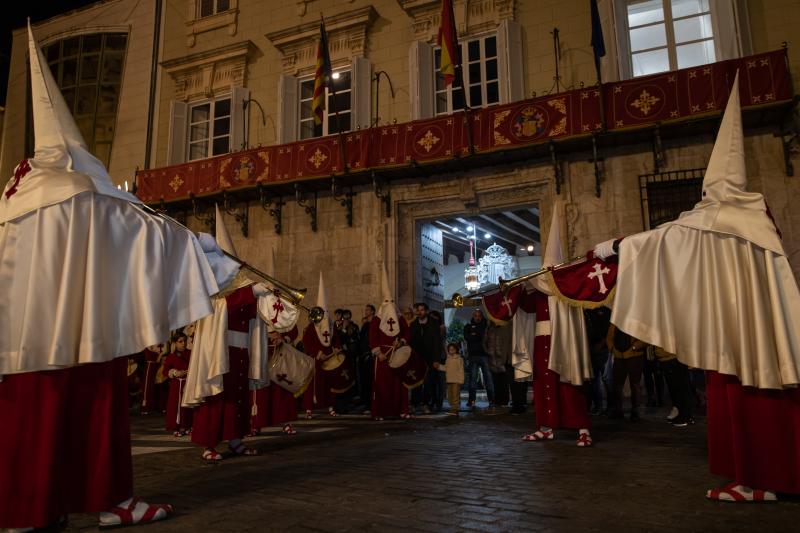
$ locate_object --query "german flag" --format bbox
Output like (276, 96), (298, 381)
(312, 20), (333, 126)
(437, 0), (459, 87)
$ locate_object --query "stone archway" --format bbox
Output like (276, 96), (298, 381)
(389, 164), (555, 311)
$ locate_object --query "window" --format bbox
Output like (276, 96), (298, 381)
(298, 69), (352, 139)
(625, 0), (716, 77)
(187, 97), (231, 161)
(43, 33), (128, 167)
(197, 0), (230, 18)
(639, 168), (704, 229)
(434, 35), (500, 116)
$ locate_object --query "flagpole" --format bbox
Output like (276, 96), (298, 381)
(319, 14), (349, 173)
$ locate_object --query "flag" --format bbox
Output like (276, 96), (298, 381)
(437, 0), (459, 87)
(312, 20), (333, 126)
(549, 251), (618, 308)
(590, 0), (606, 81)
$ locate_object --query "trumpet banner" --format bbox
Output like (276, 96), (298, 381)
(549, 252), (618, 308)
(482, 285), (523, 324)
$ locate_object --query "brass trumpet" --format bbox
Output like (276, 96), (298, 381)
(219, 250), (326, 324)
(449, 254), (587, 308)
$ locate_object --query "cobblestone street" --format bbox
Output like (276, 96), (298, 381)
(62, 404), (799, 532)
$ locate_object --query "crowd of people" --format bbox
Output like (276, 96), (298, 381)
(126, 298), (704, 444)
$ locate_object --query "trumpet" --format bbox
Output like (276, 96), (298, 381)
(219, 250), (326, 324)
(449, 254), (587, 308)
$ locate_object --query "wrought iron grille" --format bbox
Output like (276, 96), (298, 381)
(639, 168), (705, 230)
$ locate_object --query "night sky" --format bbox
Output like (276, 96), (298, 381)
(1, 1), (99, 106)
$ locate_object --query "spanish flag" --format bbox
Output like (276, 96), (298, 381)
(312, 20), (333, 125)
(437, 0), (459, 87)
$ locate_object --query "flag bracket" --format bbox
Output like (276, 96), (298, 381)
(257, 182), (285, 235)
(549, 140), (563, 195)
(372, 171), (391, 218)
(331, 175), (355, 227)
(222, 190), (249, 238)
(189, 193), (215, 232)
(294, 183), (318, 232)
(589, 133), (605, 198)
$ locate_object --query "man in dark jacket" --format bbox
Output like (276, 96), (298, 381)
(463, 309), (494, 408)
(410, 303), (444, 413)
(357, 304), (376, 413)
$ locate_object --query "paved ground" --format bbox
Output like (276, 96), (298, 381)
(64, 404), (799, 532)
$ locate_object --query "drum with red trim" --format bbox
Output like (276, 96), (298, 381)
(388, 345), (428, 390)
(322, 352), (356, 394)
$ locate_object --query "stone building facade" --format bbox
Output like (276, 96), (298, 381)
(3, 0), (799, 321)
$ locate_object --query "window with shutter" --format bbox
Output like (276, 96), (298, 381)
(433, 35), (501, 116)
(298, 68), (353, 140)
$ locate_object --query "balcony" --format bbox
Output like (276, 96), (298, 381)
(137, 49), (794, 209)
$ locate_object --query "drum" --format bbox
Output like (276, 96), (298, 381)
(269, 342), (315, 398)
(388, 345), (428, 390)
(322, 352), (356, 394)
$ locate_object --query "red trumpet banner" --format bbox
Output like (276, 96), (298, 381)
(549, 253), (619, 309)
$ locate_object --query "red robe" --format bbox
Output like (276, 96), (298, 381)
(706, 371), (800, 493)
(251, 327), (300, 431)
(141, 348), (167, 413)
(163, 350), (193, 431)
(301, 325), (342, 411)
(0, 358), (133, 528)
(532, 291), (591, 430)
(191, 287), (256, 448)
(369, 316), (410, 418)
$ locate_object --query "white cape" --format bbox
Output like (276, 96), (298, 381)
(182, 292), (271, 407)
(0, 192), (217, 375)
(511, 310), (533, 381)
(612, 225), (800, 389)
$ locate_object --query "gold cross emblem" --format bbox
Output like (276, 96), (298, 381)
(417, 130), (441, 153)
(308, 148), (328, 169)
(630, 89), (660, 116)
(169, 175), (184, 192)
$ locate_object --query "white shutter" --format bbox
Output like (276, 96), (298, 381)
(710, 0), (747, 60)
(352, 56), (372, 130)
(277, 74), (298, 143)
(167, 100), (187, 165)
(612, 0), (633, 80)
(230, 86), (250, 152)
(409, 40), (434, 120)
(498, 19), (524, 103)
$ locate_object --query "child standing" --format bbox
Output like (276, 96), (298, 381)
(439, 343), (465, 416)
(163, 333), (193, 436)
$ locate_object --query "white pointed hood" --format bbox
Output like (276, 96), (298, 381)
(314, 271), (333, 347)
(670, 72), (784, 254)
(530, 203), (564, 293)
(0, 23), (138, 224)
(215, 204), (237, 256)
(376, 265), (400, 337)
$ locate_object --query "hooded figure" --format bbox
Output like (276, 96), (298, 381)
(369, 265), (411, 419)
(596, 73), (800, 500)
(0, 24), (223, 529)
(186, 205), (265, 460)
(302, 272), (343, 416)
(521, 204), (593, 447)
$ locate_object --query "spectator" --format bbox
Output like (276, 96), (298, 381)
(607, 324), (647, 421)
(357, 304), (376, 414)
(585, 307), (612, 415)
(655, 347), (695, 427)
(439, 343), (465, 416)
(463, 309), (494, 408)
(410, 303), (445, 413)
(484, 320), (512, 408)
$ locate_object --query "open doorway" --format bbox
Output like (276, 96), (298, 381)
(415, 203), (541, 327)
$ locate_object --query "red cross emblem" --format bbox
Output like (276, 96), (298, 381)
(386, 317), (396, 332)
(277, 373), (293, 385)
(321, 330), (330, 343)
(5, 159), (31, 199)
(271, 292), (285, 324)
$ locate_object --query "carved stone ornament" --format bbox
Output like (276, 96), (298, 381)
(397, 0), (515, 42)
(266, 6), (378, 75)
(185, 0), (240, 48)
(477, 242), (518, 286)
(162, 40), (254, 102)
